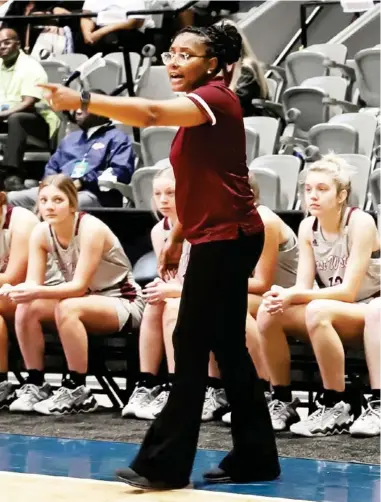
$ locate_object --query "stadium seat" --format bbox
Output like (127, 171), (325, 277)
(131, 166), (161, 209)
(105, 52), (141, 83)
(85, 59), (123, 94)
(354, 47), (380, 110)
(244, 126), (260, 163)
(330, 112), (378, 158)
(307, 123), (359, 155)
(338, 153), (372, 209)
(249, 154), (301, 210)
(243, 116), (280, 156)
(40, 60), (71, 84)
(141, 126), (178, 166)
(279, 76), (350, 151)
(55, 53), (88, 72)
(249, 166), (281, 210)
(135, 65), (176, 100)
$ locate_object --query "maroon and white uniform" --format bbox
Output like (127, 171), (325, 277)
(313, 207), (380, 302)
(45, 212), (144, 329)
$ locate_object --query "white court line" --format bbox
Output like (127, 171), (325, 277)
(1, 471), (313, 502)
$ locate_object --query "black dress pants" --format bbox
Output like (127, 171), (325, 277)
(131, 229), (280, 484)
(0, 112), (49, 173)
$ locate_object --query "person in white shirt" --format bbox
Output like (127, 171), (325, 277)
(80, 0), (150, 55)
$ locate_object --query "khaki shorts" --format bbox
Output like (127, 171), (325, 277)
(114, 295), (145, 331)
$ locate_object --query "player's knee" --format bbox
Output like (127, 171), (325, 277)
(256, 304), (278, 335)
(15, 301), (43, 324)
(163, 300), (179, 325)
(305, 300), (332, 334)
(55, 299), (81, 324)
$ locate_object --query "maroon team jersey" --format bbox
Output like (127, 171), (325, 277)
(169, 78), (264, 244)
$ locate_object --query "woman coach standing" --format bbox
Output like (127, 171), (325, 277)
(40, 22), (280, 491)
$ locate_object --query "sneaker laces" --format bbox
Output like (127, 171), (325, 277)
(203, 387), (217, 413)
(129, 386), (148, 405)
(358, 400), (381, 422)
(48, 387), (71, 405)
(17, 384), (40, 399)
(269, 399), (288, 417)
(152, 389), (169, 407)
(303, 403), (327, 426)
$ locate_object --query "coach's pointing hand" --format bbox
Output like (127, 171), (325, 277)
(38, 83), (81, 111)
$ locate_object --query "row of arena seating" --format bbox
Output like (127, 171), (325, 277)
(15, 42), (379, 212)
(7, 209), (373, 415)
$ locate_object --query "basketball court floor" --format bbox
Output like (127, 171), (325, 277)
(0, 432), (379, 502)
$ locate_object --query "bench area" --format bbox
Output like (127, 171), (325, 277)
(8, 209), (373, 414)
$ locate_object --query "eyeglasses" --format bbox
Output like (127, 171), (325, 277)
(161, 52), (209, 66)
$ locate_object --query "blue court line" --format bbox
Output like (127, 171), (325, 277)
(0, 433), (379, 502)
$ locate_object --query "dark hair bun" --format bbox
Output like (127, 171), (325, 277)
(210, 22), (242, 65)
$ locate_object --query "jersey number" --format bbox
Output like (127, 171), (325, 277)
(328, 276), (343, 287)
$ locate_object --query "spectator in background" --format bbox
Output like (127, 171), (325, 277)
(218, 20), (269, 117)
(257, 154), (380, 437)
(350, 298), (381, 437)
(7, 89), (135, 208)
(0, 28), (60, 190)
(122, 166), (226, 423)
(80, 0), (150, 56)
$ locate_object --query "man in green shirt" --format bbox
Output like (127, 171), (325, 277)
(0, 28), (60, 190)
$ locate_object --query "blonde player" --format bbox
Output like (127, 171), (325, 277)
(5, 174), (144, 415)
(123, 166), (226, 422)
(0, 194), (42, 409)
(257, 154), (380, 436)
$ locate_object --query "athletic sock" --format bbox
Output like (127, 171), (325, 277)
(64, 371), (86, 389)
(138, 372), (159, 389)
(272, 385), (292, 403)
(321, 389), (346, 407)
(26, 370), (44, 387)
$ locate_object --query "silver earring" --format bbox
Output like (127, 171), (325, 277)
(207, 69), (212, 74)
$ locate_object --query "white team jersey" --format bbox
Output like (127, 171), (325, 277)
(45, 212), (143, 304)
(312, 207), (380, 302)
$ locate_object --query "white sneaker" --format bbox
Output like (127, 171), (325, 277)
(202, 387), (220, 422)
(10, 383), (52, 412)
(221, 392), (274, 426)
(121, 385), (161, 418)
(269, 398), (301, 431)
(222, 411), (231, 425)
(33, 386), (98, 415)
(0, 381), (16, 410)
(135, 385), (171, 420)
(290, 401), (353, 437)
(350, 400), (380, 437)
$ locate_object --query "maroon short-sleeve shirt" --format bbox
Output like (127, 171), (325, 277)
(169, 78), (264, 245)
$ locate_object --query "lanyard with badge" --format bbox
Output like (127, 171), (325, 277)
(71, 139), (101, 179)
(71, 128), (108, 180)
(71, 153), (90, 179)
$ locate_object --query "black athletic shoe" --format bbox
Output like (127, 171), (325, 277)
(116, 467), (190, 491)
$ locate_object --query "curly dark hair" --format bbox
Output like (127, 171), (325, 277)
(175, 22), (242, 74)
